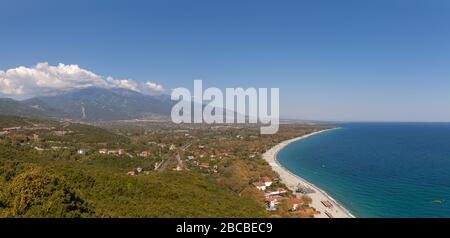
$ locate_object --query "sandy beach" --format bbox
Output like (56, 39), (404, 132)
(263, 128), (355, 218)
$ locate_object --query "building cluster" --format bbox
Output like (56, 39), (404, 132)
(252, 176), (304, 212)
(98, 148), (126, 156)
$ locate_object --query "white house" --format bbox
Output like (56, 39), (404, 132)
(262, 177), (273, 187)
(288, 197), (302, 211)
(266, 188), (287, 196)
(265, 195), (282, 210)
(253, 182), (267, 191)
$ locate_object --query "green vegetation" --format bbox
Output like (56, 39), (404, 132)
(0, 115), (324, 218)
(46, 123), (129, 144)
(0, 144), (267, 218)
(0, 115), (46, 129)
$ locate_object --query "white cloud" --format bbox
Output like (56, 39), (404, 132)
(0, 62), (165, 98)
(144, 81), (164, 92)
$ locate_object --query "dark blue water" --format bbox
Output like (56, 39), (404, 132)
(277, 123), (450, 217)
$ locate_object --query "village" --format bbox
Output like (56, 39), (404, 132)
(0, 116), (326, 217)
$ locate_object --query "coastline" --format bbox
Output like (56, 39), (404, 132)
(263, 128), (355, 218)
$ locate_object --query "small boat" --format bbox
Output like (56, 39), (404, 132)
(432, 200), (444, 204)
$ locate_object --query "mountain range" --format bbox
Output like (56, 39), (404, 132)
(0, 87), (174, 121)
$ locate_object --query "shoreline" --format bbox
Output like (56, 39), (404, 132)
(263, 128), (355, 218)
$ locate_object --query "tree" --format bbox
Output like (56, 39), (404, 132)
(301, 195), (312, 206)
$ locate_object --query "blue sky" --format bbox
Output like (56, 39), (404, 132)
(1, 0), (450, 121)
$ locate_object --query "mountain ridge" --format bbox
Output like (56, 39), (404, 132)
(0, 87), (174, 121)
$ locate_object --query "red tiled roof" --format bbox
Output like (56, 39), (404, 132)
(288, 197), (302, 205)
(253, 182), (265, 187)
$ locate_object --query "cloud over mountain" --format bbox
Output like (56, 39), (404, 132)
(0, 62), (164, 98)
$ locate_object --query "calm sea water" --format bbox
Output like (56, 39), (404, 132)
(277, 123), (450, 217)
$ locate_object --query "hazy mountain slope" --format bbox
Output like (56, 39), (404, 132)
(22, 87), (173, 121)
(0, 98), (50, 119)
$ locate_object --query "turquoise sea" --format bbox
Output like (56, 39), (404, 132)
(277, 123), (450, 217)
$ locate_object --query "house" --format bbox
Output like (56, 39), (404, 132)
(136, 167), (143, 173)
(265, 195), (283, 210)
(77, 149), (86, 155)
(107, 149), (125, 156)
(127, 171), (136, 176)
(99, 149), (108, 154)
(262, 177), (273, 187)
(53, 131), (67, 136)
(187, 155), (195, 160)
(288, 197), (302, 211)
(198, 145), (205, 149)
(139, 150), (151, 157)
(253, 182), (267, 191)
(169, 144), (176, 151)
(265, 188), (288, 196)
(199, 162), (210, 169)
(290, 207), (318, 217)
